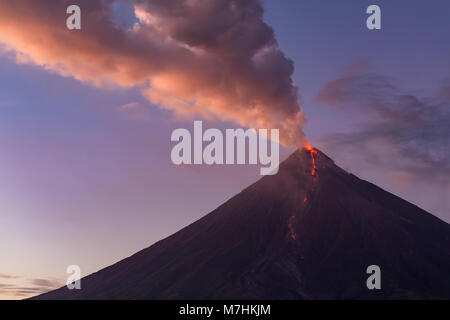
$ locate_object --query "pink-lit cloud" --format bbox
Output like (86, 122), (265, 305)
(0, 0), (305, 146)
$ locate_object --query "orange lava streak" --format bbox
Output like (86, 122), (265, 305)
(305, 142), (318, 176)
(288, 143), (318, 241)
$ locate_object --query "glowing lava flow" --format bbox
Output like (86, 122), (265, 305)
(305, 143), (318, 176)
(287, 143), (320, 241)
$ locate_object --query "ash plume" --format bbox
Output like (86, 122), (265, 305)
(0, 0), (305, 146)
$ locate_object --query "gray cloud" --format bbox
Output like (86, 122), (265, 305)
(0, 273), (19, 279)
(315, 65), (450, 220)
(29, 278), (63, 289)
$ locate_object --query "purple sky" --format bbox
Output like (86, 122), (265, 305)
(0, 0), (449, 299)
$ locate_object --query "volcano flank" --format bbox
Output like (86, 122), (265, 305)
(33, 148), (450, 299)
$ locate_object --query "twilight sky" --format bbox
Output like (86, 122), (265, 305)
(0, 0), (449, 299)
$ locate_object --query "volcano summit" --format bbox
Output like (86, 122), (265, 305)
(34, 148), (450, 299)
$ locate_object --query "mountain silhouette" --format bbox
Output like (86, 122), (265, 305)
(33, 148), (450, 299)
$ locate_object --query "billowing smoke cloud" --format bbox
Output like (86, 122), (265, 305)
(315, 64), (450, 221)
(0, 0), (305, 146)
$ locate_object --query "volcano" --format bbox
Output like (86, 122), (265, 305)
(34, 148), (450, 299)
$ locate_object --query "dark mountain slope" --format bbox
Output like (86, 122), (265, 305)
(33, 148), (450, 299)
